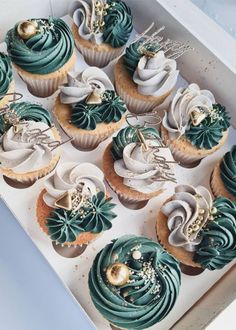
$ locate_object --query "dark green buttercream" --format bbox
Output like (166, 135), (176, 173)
(0, 53), (13, 100)
(111, 126), (160, 160)
(5, 18), (74, 74)
(220, 146), (236, 197)
(46, 192), (116, 244)
(185, 104), (230, 150)
(0, 102), (52, 134)
(89, 235), (181, 330)
(103, 0), (133, 48)
(194, 197), (236, 270)
(71, 90), (126, 130)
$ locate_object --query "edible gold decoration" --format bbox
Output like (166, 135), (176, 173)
(132, 250), (142, 260)
(190, 108), (207, 126)
(86, 90), (103, 105)
(210, 206), (217, 215)
(55, 191), (72, 211)
(106, 263), (130, 286)
(17, 20), (38, 40)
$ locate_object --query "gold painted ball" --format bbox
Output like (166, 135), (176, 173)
(17, 21), (38, 40)
(106, 263), (130, 286)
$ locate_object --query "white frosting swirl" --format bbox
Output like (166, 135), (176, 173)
(60, 67), (114, 104)
(69, 0), (104, 44)
(133, 51), (179, 97)
(161, 185), (213, 252)
(114, 140), (175, 194)
(43, 162), (106, 208)
(0, 121), (57, 174)
(162, 83), (215, 139)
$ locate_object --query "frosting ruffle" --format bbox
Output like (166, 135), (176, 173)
(220, 146), (236, 197)
(0, 53), (13, 100)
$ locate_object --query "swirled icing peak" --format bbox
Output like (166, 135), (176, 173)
(70, 0), (133, 47)
(89, 235), (181, 329)
(0, 121), (58, 173)
(133, 51), (179, 97)
(6, 18), (74, 74)
(194, 197), (236, 270)
(43, 161), (106, 208)
(46, 191), (117, 243)
(0, 53), (13, 100)
(162, 185), (213, 252)
(114, 139), (176, 194)
(220, 146), (236, 197)
(60, 67), (113, 105)
(0, 102), (52, 135)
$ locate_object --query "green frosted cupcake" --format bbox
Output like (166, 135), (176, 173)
(0, 52), (14, 108)
(89, 235), (181, 329)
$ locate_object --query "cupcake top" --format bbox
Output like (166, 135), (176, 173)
(161, 185), (236, 270)
(0, 102), (52, 135)
(0, 53), (13, 100)
(6, 18), (74, 74)
(60, 67), (127, 130)
(162, 83), (230, 149)
(43, 162), (117, 243)
(89, 235), (181, 330)
(0, 121), (59, 173)
(70, 0), (133, 47)
(111, 125), (176, 194)
(219, 145), (236, 198)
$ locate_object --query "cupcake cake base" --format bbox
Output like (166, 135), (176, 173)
(114, 58), (171, 114)
(161, 125), (228, 167)
(103, 143), (164, 209)
(210, 161), (236, 201)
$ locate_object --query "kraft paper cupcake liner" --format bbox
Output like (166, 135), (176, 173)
(0, 127), (61, 186)
(0, 81), (15, 108)
(72, 23), (124, 68)
(14, 52), (76, 98)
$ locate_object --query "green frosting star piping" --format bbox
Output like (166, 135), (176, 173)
(0, 53), (13, 100)
(220, 145), (236, 197)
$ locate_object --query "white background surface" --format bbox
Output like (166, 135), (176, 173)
(0, 1), (235, 329)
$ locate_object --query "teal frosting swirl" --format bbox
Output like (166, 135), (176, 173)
(0, 102), (52, 134)
(194, 197), (236, 270)
(0, 53), (13, 100)
(71, 90), (126, 130)
(89, 235), (181, 329)
(5, 18), (74, 74)
(185, 104), (230, 149)
(111, 126), (160, 160)
(46, 192), (116, 244)
(103, 0), (133, 48)
(220, 146), (236, 197)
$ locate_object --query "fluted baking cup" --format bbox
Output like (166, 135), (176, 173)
(0, 81), (15, 108)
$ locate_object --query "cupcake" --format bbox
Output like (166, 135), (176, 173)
(161, 83), (230, 167)
(5, 18), (76, 97)
(36, 162), (117, 247)
(89, 235), (181, 329)
(69, 0), (133, 67)
(0, 52), (14, 108)
(211, 146), (236, 201)
(156, 184), (236, 274)
(0, 120), (61, 188)
(103, 125), (176, 208)
(54, 67), (127, 150)
(114, 27), (187, 114)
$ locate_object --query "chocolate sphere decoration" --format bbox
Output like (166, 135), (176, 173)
(17, 20), (38, 40)
(106, 263), (130, 286)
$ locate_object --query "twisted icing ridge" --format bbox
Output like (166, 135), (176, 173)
(43, 162), (106, 208)
(71, 90), (126, 130)
(70, 0), (133, 47)
(6, 18), (74, 74)
(111, 126), (160, 160)
(220, 146), (236, 197)
(133, 51), (179, 97)
(194, 197), (236, 270)
(161, 185), (213, 252)
(185, 104), (230, 149)
(0, 121), (57, 173)
(0, 102), (52, 135)
(114, 139), (175, 194)
(89, 235), (181, 330)
(60, 67), (114, 105)
(46, 192), (117, 243)
(0, 53), (13, 100)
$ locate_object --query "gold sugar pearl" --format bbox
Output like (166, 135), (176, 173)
(106, 263), (130, 287)
(199, 208), (205, 215)
(17, 20), (38, 40)
(211, 207), (217, 215)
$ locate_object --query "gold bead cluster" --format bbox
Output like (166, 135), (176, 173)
(93, 1), (114, 32)
(187, 206), (218, 237)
